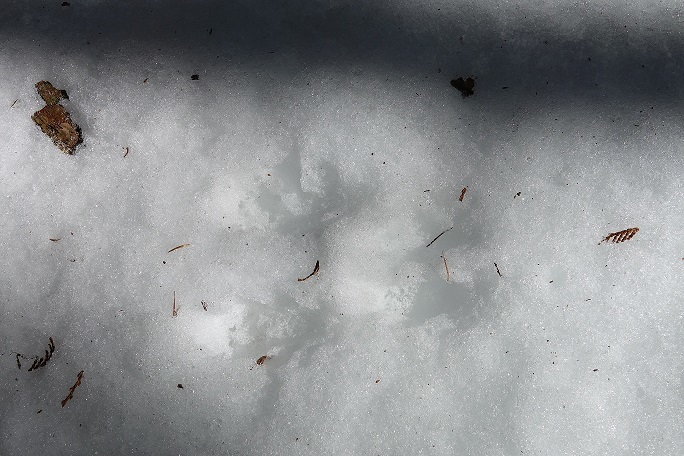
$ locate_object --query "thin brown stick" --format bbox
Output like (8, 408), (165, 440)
(168, 243), (190, 253)
(494, 262), (503, 277)
(458, 187), (467, 202)
(442, 251), (450, 281)
(172, 291), (178, 317)
(298, 260), (320, 282)
(49, 238), (61, 242)
(426, 227), (453, 248)
(61, 370), (84, 407)
(10, 99), (18, 108)
(123, 146), (129, 158)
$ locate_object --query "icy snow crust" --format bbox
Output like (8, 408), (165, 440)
(1, 0), (683, 454)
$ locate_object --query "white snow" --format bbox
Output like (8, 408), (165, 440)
(1, 0), (684, 454)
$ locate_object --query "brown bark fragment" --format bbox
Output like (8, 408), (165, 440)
(32, 81), (83, 154)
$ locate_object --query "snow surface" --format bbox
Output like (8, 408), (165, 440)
(1, 0), (684, 454)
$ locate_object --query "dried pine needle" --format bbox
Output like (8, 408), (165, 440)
(426, 227), (453, 248)
(298, 260), (320, 282)
(168, 243), (190, 253)
(172, 291), (178, 317)
(442, 251), (450, 282)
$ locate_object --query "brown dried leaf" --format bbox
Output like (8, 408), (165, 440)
(450, 77), (475, 98)
(599, 227), (639, 245)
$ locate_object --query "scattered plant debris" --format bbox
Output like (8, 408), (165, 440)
(62, 1), (70, 6)
(31, 81), (83, 154)
(10, 99), (18, 108)
(426, 227), (453, 248)
(201, 300), (208, 311)
(599, 227), (639, 245)
(191, 74), (199, 80)
(168, 243), (190, 253)
(16, 353), (25, 369)
(442, 251), (450, 282)
(123, 146), (129, 158)
(375, 379), (380, 384)
(494, 262), (503, 277)
(49, 238), (61, 242)
(458, 187), (467, 202)
(28, 337), (55, 372)
(61, 370), (84, 407)
(256, 355), (271, 365)
(450, 77), (475, 98)
(514, 192), (521, 199)
(177, 383), (184, 389)
(172, 291), (178, 317)
(298, 260), (320, 282)
(143, 78), (149, 83)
